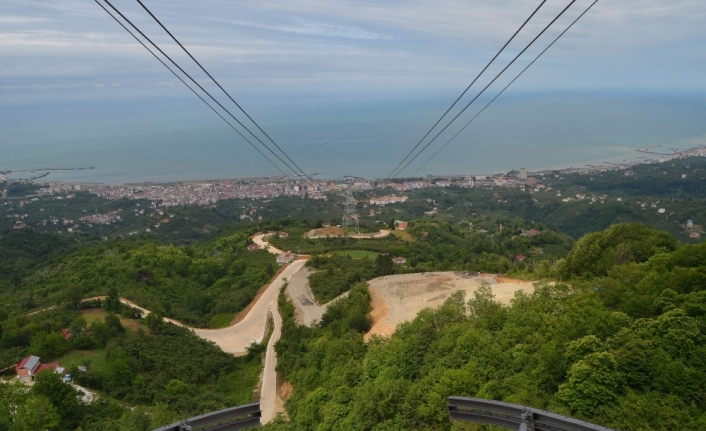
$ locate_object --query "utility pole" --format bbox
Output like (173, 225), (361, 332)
(341, 178), (359, 232)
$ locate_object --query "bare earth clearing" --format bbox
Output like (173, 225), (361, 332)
(306, 228), (390, 239)
(366, 272), (535, 339)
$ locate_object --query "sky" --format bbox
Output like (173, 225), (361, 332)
(1, 0), (704, 101)
(0, 0), (705, 181)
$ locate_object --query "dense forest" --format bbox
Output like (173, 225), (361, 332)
(264, 224), (706, 430)
(1, 231), (276, 328)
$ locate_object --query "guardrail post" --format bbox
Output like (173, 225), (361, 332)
(447, 396), (616, 431)
(520, 408), (534, 431)
(178, 420), (192, 431)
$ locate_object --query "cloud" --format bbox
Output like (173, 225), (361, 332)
(0, 0), (704, 96)
(0, 15), (52, 24)
(217, 18), (390, 40)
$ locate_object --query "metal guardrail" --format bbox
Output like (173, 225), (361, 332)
(152, 403), (261, 431)
(448, 397), (616, 431)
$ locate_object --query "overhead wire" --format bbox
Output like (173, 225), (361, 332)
(92, 0), (289, 177)
(392, 0), (579, 178)
(387, 0), (548, 179)
(412, 0), (598, 177)
(135, 0), (314, 185)
(102, 0), (306, 181)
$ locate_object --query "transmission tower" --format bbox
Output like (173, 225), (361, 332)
(341, 179), (359, 232)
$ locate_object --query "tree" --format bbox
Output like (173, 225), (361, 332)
(28, 333), (69, 360)
(117, 408), (151, 431)
(104, 286), (121, 313)
(375, 254), (394, 277)
(11, 395), (60, 431)
(61, 285), (83, 309)
(558, 352), (624, 417)
(104, 313), (125, 335)
(104, 358), (135, 398)
(0, 383), (27, 430)
(33, 371), (81, 428)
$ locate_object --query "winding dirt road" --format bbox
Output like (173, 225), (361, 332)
(193, 260), (305, 356)
(286, 266), (349, 327)
(252, 233), (285, 254)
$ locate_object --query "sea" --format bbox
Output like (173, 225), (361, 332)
(1, 90), (705, 184)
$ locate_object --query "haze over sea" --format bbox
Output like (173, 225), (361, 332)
(2, 90), (704, 184)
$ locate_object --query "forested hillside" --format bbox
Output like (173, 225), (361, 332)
(270, 220), (573, 276)
(0, 225), (275, 431)
(265, 224), (706, 430)
(0, 303), (264, 431)
(2, 232), (276, 327)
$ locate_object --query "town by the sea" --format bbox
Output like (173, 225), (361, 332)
(2, 90), (704, 184)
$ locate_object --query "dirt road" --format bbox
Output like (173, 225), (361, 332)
(26, 236), (298, 424)
(193, 260), (305, 355)
(252, 233), (285, 254)
(286, 266), (349, 327)
(260, 294), (283, 423)
(366, 272), (535, 339)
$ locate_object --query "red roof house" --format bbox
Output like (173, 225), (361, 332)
(61, 328), (72, 340)
(516, 255), (526, 262)
(36, 362), (58, 374)
(16, 355), (40, 373)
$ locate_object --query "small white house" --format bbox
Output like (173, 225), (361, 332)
(277, 252), (294, 264)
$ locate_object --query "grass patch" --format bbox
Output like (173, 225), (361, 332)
(391, 230), (415, 242)
(53, 349), (107, 373)
(209, 313), (235, 328)
(81, 309), (141, 330)
(334, 250), (380, 259)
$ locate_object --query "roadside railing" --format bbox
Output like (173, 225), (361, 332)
(448, 396), (616, 431)
(152, 403), (261, 431)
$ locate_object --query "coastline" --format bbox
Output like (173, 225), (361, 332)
(2, 145), (701, 187)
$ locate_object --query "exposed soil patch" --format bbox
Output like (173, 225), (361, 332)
(365, 272), (535, 340)
(279, 381), (293, 402)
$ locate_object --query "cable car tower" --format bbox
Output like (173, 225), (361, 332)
(342, 177), (359, 232)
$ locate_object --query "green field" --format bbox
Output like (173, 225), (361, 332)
(334, 250), (380, 259)
(53, 349), (107, 373)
